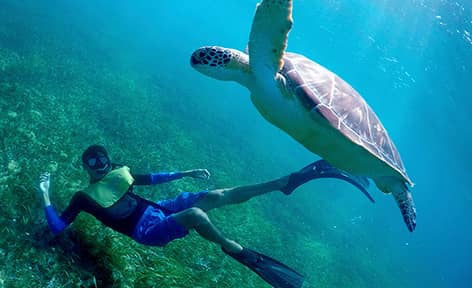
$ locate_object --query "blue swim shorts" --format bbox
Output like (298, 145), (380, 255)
(131, 191), (208, 246)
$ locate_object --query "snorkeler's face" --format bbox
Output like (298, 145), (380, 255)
(84, 152), (111, 178)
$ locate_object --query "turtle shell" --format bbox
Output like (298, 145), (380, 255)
(281, 52), (412, 185)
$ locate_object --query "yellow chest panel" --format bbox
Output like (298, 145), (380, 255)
(83, 166), (135, 208)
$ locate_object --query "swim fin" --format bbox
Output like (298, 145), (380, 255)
(223, 247), (304, 288)
(281, 159), (375, 203)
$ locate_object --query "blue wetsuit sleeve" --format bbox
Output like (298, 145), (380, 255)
(44, 205), (67, 234)
(150, 172), (183, 184)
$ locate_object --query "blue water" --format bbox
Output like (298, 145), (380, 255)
(1, 0), (471, 287)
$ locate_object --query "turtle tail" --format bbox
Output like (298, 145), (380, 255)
(392, 182), (417, 232)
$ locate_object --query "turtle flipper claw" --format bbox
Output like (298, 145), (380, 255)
(281, 160), (375, 203)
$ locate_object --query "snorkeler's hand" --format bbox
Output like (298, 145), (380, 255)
(39, 172), (52, 206)
(188, 169), (211, 180)
(39, 172), (50, 193)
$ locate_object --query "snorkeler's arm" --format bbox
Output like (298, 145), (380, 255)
(132, 169), (210, 185)
(44, 205), (67, 234)
(39, 172), (94, 234)
(43, 192), (92, 234)
(39, 172), (67, 234)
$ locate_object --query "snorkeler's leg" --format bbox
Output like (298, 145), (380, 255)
(194, 159), (374, 212)
(194, 176), (290, 212)
(172, 207), (243, 253)
(172, 207), (305, 288)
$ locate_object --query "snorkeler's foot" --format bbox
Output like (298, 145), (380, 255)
(281, 159), (375, 203)
(222, 247), (304, 288)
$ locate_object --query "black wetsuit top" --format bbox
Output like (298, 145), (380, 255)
(60, 174), (164, 237)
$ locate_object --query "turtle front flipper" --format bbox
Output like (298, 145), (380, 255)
(248, 0), (293, 77)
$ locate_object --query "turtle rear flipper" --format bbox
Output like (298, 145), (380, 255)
(376, 178), (416, 232)
(393, 185), (416, 232)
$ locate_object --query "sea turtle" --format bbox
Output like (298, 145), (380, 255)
(190, 0), (416, 232)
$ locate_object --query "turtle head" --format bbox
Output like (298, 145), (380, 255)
(191, 46), (251, 88)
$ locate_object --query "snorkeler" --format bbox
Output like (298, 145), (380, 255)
(39, 145), (372, 288)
